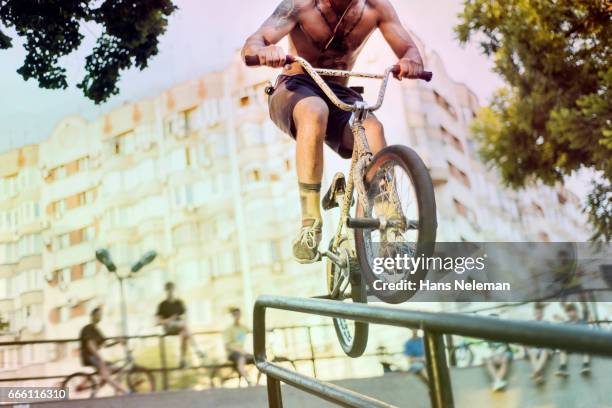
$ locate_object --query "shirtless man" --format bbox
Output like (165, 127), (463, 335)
(242, 0), (425, 263)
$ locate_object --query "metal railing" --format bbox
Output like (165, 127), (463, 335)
(253, 295), (612, 408)
(0, 322), (374, 389)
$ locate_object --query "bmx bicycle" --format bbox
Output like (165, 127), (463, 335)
(245, 55), (437, 357)
(61, 343), (155, 398)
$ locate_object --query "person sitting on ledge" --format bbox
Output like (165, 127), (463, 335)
(156, 282), (205, 369)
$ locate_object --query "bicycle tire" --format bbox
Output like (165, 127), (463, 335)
(354, 145), (437, 304)
(453, 345), (474, 368)
(61, 372), (97, 399)
(126, 365), (156, 393)
(328, 240), (369, 357)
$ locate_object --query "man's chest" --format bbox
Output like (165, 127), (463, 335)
(296, 4), (378, 52)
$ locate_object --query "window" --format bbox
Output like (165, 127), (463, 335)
(60, 268), (71, 285)
(447, 161), (471, 188)
(165, 113), (187, 138)
(216, 250), (239, 276)
(59, 305), (70, 322)
(433, 91), (458, 120)
(440, 126), (464, 153)
(83, 261), (97, 278)
(532, 202), (545, 217)
(201, 99), (222, 126)
(453, 198), (468, 218)
(112, 131), (136, 155)
(240, 96), (251, 107)
(168, 148), (189, 174)
(192, 300), (212, 325)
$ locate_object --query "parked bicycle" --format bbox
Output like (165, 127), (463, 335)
(246, 55), (437, 357)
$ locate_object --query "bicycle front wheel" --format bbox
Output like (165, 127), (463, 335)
(327, 239), (369, 358)
(61, 372), (97, 399)
(127, 365), (156, 393)
(354, 145), (437, 304)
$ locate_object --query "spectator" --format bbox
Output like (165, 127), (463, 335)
(156, 282), (204, 368)
(79, 306), (128, 395)
(403, 329), (428, 383)
(223, 307), (253, 386)
(484, 315), (512, 392)
(528, 303), (549, 384)
(556, 303), (591, 377)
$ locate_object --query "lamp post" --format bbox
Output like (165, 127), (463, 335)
(95, 249), (157, 359)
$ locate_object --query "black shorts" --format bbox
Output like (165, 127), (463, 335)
(268, 74), (364, 159)
(84, 355), (102, 368)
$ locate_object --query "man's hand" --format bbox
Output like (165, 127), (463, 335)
(255, 45), (288, 68)
(394, 57), (424, 81)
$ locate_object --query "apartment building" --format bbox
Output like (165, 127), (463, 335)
(0, 36), (592, 379)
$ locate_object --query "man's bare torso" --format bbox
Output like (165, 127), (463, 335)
(282, 0), (379, 78)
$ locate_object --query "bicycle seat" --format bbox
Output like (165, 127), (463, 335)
(322, 172), (346, 210)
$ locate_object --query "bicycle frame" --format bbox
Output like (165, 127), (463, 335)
(291, 56), (396, 254)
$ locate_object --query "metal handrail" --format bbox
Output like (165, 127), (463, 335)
(253, 295), (612, 408)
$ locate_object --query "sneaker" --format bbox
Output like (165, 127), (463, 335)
(580, 362), (591, 376)
(492, 379), (507, 392)
(292, 220), (322, 264)
(532, 375), (545, 385)
(555, 365), (569, 378)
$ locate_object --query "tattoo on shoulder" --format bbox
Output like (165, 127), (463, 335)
(272, 0), (299, 28)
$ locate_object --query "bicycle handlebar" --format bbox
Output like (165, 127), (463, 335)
(244, 55), (432, 82)
(244, 54), (432, 112)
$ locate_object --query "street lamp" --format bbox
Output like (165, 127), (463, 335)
(95, 249), (157, 358)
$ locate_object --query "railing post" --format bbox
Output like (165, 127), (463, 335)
(445, 334), (456, 367)
(267, 376), (284, 408)
(306, 326), (317, 378)
(159, 335), (169, 391)
(424, 331), (454, 408)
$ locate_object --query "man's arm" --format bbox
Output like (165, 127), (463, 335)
(375, 0), (424, 80)
(87, 339), (102, 359)
(241, 0), (303, 67)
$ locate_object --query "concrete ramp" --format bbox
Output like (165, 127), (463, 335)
(32, 357), (611, 407)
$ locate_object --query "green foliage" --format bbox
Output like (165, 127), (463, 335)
(0, 0), (177, 103)
(456, 0), (611, 241)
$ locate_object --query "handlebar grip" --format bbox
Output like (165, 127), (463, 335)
(245, 55), (296, 67)
(391, 66), (433, 82)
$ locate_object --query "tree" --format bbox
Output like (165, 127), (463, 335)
(456, 0), (611, 241)
(0, 0), (177, 104)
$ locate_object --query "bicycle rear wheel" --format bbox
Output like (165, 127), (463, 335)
(127, 365), (156, 393)
(354, 145), (437, 304)
(327, 239), (369, 357)
(61, 372), (97, 399)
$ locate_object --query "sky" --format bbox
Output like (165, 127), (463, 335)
(0, 0), (504, 152)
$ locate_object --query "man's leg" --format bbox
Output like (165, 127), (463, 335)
(99, 363), (128, 394)
(235, 354), (252, 386)
(179, 326), (188, 366)
(341, 116), (387, 155)
(180, 325), (206, 363)
(292, 97), (328, 263)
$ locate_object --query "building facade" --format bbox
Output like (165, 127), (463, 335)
(0, 35), (591, 380)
